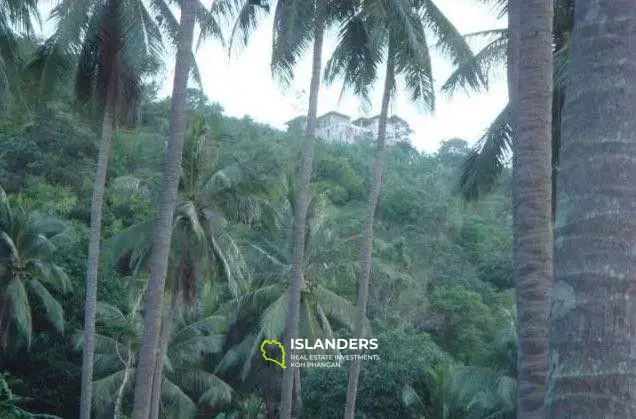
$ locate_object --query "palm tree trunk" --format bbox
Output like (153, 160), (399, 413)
(80, 77), (118, 419)
(507, 0), (519, 126)
(148, 291), (177, 419)
(293, 367), (301, 417)
(547, 1), (636, 416)
(130, 1), (196, 417)
(264, 389), (276, 419)
(279, 1), (327, 418)
(113, 289), (143, 419)
(512, 0), (553, 417)
(343, 37), (396, 419)
(113, 345), (133, 419)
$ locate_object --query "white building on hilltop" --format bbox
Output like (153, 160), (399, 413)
(286, 112), (412, 145)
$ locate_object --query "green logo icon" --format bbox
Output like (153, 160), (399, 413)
(261, 339), (286, 369)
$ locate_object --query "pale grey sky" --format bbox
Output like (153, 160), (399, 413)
(40, 0), (508, 153)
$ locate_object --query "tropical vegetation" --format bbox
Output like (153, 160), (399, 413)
(2, 0), (633, 417)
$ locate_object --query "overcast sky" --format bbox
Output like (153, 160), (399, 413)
(40, 0), (508, 153)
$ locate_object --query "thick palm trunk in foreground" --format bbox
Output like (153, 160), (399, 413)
(512, 0), (553, 416)
(343, 39), (395, 419)
(547, 1), (636, 416)
(80, 81), (117, 419)
(130, 1), (196, 417)
(279, 1), (327, 418)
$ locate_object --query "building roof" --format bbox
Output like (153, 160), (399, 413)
(287, 112), (410, 129)
(318, 111), (350, 120)
(354, 115), (410, 126)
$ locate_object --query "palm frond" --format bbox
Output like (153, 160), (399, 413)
(238, 283), (285, 313)
(103, 219), (153, 269)
(92, 370), (127, 413)
(29, 0), (91, 99)
(0, 54), (12, 114)
(315, 304), (335, 340)
(442, 29), (506, 94)
(5, 277), (32, 347)
(148, 0), (180, 44)
(27, 279), (64, 331)
(120, 0), (166, 71)
(402, 383), (426, 411)
(222, 0), (270, 55)
(257, 293), (288, 341)
(0, 186), (11, 228)
(271, 0), (316, 86)
(194, 1), (225, 49)
(421, 0), (486, 94)
(238, 293), (288, 379)
(475, 0), (507, 19)
(170, 369), (233, 408)
(214, 334), (256, 375)
(313, 285), (356, 331)
(459, 104), (511, 200)
(160, 378), (198, 419)
(1, 0), (40, 33)
(324, 14), (386, 110)
(390, 2), (434, 110)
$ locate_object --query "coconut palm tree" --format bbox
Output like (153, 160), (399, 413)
(212, 178), (356, 418)
(221, 1), (357, 414)
(109, 113), (262, 418)
(33, 1), (227, 415)
(30, 3), (164, 417)
(546, 0), (636, 416)
(75, 295), (231, 418)
(216, 177), (357, 375)
(0, 186), (71, 349)
(128, 0), (235, 415)
(0, 0), (40, 114)
(324, 1), (483, 417)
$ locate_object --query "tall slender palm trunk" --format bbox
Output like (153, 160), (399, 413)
(148, 290), (178, 419)
(547, 1), (636, 416)
(80, 78), (118, 419)
(279, 1), (327, 418)
(113, 346), (132, 419)
(130, 1), (196, 417)
(343, 38), (395, 419)
(113, 289), (144, 419)
(512, 0), (553, 416)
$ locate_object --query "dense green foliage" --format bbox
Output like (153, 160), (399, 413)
(0, 32), (516, 419)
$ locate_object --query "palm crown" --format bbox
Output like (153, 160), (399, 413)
(0, 186), (72, 349)
(325, 0), (485, 111)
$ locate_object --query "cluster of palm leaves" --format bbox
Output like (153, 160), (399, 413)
(457, 0), (573, 203)
(0, 372), (62, 418)
(0, 186), (71, 350)
(216, 176), (358, 378)
(403, 362), (516, 419)
(74, 287), (232, 419)
(0, 0), (40, 113)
